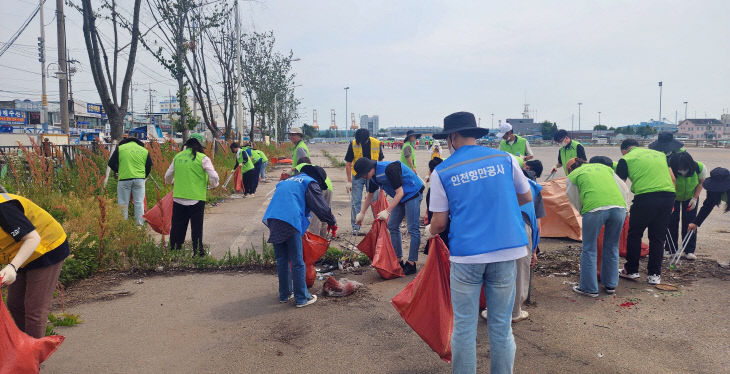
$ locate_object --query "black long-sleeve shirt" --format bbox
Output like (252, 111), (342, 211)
(557, 141), (586, 165)
(267, 182), (336, 243)
(693, 191), (726, 227)
(108, 139), (153, 179)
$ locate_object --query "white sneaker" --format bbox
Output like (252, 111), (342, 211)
(619, 269), (640, 280)
(647, 274), (661, 285)
(296, 295), (317, 308)
(684, 253), (697, 260)
(480, 309), (488, 321)
(279, 293), (294, 303)
(663, 251), (671, 258)
(512, 310), (529, 323)
(250, 193), (255, 198)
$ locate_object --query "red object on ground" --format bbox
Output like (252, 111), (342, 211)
(322, 276), (362, 297)
(278, 158), (293, 165)
(279, 172), (290, 181)
(302, 232), (330, 287)
(596, 214), (649, 277)
(233, 165), (244, 193)
(0, 280), (64, 374)
(143, 191), (174, 235)
(391, 237), (452, 362)
(371, 192), (388, 217)
(357, 220), (405, 279)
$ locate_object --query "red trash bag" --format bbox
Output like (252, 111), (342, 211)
(280, 172), (290, 181)
(371, 192), (388, 217)
(596, 214), (649, 277)
(0, 282), (64, 374)
(143, 191), (174, 235)
(303, 232), (330, 287)
(358, 220), (404, 279)
(233, 165), (244, 193)
(391, 237), (452, 362)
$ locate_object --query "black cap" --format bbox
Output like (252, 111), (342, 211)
(299, 164), (329, 190)
(353, 158), (377, 176)
(702, 167), (730, 192)
(553, 129), (568, 142)
(433, 112), (490, 139)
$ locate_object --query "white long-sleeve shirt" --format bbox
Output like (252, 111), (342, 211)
(164, 155), (219, 205)
(566, 171), (631, 214)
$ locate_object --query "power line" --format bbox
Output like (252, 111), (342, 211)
(0, 0), (46, 59)
(0, 63), (42, 75)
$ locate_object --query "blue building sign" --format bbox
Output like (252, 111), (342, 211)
(0, 109), (26, 125)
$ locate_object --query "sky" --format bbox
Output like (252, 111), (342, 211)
(1, 0), (729, 130)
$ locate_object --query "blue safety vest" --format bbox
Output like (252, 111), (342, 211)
(370, 161), (423, 202)
(435, 145), (528, 257)
(521, 179), (541, 252)
(262, 174), (315, 235)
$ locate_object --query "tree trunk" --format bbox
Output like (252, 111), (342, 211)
(110, 112), (124, 140)
(178, 76), (188, 142)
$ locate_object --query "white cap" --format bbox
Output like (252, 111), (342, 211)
(288, 127), (303, 135)
(496, 123), (512, 138)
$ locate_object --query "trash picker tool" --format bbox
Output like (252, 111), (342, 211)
(544, 169), (557, 182)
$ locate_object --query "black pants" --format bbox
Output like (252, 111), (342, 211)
(625, 192), (675, 275)
(170, 201), (205, 256)
(243, 163), (261, 194)
(667, 200), (697, 254)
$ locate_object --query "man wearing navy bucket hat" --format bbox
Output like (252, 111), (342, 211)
(424, 111), (532, 374)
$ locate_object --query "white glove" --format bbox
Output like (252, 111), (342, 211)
(0, 264), (17, 285)
(376, 210), (390, 221)
(355, 212), (364, 225)
(345, 182), (352, 194)
(423, 224), (437, 241)
(688, 197), (698, 211)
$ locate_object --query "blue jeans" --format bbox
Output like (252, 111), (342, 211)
(117, 178), (146, 225)
(387, 193), (422, 262)
(350, 176), (379, 231)
(580, 208), (625, 293)
(451, 260), (516, 374)
(260, 161), (268, 180)
(273, 234), (311, 305)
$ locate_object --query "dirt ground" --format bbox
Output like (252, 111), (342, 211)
(42, 143), (730, 373)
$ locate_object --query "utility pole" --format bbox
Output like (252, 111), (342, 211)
(56, 0), (69, 133)
(66, 50), (78, 129)
(234, 0), (244, 142)
(274, 94), (278, 142)
(683, 101), (688, 120)
(598, 111), (601, 126)
(577, 102), (582, 131)
(491, 113), (494, 130)
(344, 86), (349, 138)
(38, 0), (47, 130)
(658, 81), (663, 123)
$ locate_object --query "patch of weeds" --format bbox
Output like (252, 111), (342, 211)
(322, 150), (346, 168)
(357, 253), (371, 266)
(48, 313), (82, 327)
(321, 247), (344, 265)
(45, 324), (58, 336)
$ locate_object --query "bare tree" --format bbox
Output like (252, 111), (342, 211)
(207, 16), (237, 139)
(79, 0), (141, 141)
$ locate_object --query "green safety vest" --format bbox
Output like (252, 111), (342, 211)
(622, 147), (676, 195)
(251, 149), (263, 163)
(117, 142), (149, 180)
(400, 141), (417, 171)
(292, 141), (309, 167)
(559, 140), (582, 175)
(253, 149), (268, 163)
(173, 148), (208, 201)
(516, 155), (524, 168)
(675, 162), (703, 201)
(612, 161), (618, 171)
(499, 135), (528, 157)
(567, 163), (626, 214)
(294, 163), (332, 191)
(238, 148), (255, 174)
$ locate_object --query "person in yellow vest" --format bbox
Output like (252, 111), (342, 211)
(400, 130), (420, 172)
(615, 139), (676, 285)
(108, 138), (153, 225)
(344, 128), (384, 235)
(565, 158), (630, 297)
(0, 192), (69, 338)
(496, 123), (534, 160)
(666, 151), (706, 260)
(430, 142), (442, 160)
(551, 130), (586, 176)
(164, 133), (219, 256)
(293, 157), (333, 237)
(288, 127), (309, 172)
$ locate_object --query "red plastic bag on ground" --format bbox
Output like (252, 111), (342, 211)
(303, 232), (330, 287)
(279, 172), (290, 181)
(358, 220), (404, 279)
(143, 191), (174, 235)
(596, 214), (649, 277)
(233, 165), (244, 193)
(0, 283), (64, 374)
(391, 237), (452, 362)
(322, 276), (362, 297)
(371, 192), (388, 217)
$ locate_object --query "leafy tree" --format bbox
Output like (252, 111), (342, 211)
(636, 125), (657, 138)
(301, 124), (318, 139)
(541, 121), (558, 140)
(615, 126), (635, 135)
(593, 124), (608, 131)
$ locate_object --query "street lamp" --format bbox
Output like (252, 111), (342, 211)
(598, 111), (601, 127)
(683, 101), (688, 121)
(658, 81), (663, 123)
(490, 113), (494, 130)
(578, 103), (582, 131)
(344, 86), (349, 138)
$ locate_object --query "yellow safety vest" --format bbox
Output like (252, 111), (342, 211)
(0, 193), (67, 268)
(351, 137), (381, 176)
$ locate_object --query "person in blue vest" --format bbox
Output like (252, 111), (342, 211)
(108, 137), (153, 225)
(262, 165), (337, 308)
(424, 112), (533, 373)
(353, 158), (425, 275)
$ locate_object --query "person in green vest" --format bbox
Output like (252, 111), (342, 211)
(164, 133), (219, 256)
(649, 132), (685, 160)
(565, 158), (630, 297)
(230, 142), (256, 197)
(666, 151), (706, 260)
(255, 148), (269, 182)
(288, 127), (309, 172)
(400, 130), (420, 173)
(551, 130), (586, 176)
(293, 157), (333, 237)
(496, 123), (534, 160)
(688, 167), (730, 268)
(615, 139), (676, 285)
(108, 137), (153, 225)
